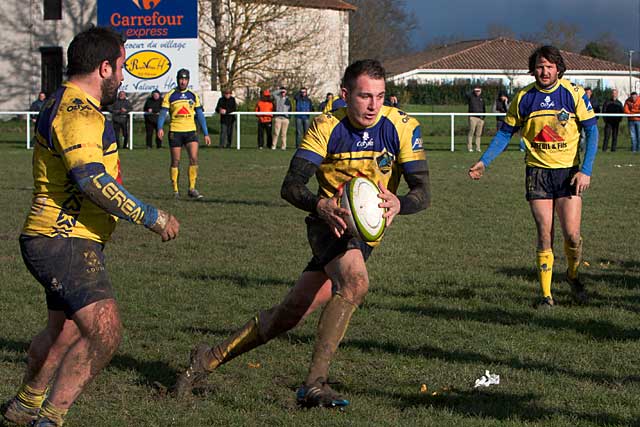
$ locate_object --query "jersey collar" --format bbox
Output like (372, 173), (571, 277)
(63, 81), (101, 109)
(535, 79), (561, 94)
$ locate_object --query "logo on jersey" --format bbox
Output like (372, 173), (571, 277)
(355, 131), (374, 149)
(532, 125), (567, 150)
(556, 109), (570, 127)
(132, 0), (161, 10)
(376, 151), (395, 174)
(66, 98), (91, 113)
(176, 106), (191, 116)
(540, 96), (555, 109)
(411, 128), (423, 151)
(582, 94), (593, 111)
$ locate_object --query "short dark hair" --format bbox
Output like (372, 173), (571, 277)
(341, 59), (386, 91)
(528, 45), (566, 78)
(631, 92), (638, 96)
(67, 26), (125, 78)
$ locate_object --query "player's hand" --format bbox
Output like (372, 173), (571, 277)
(204, 135), (211, 146)
(157, 129), (164, 139)
(377, 181), (400, 226)
(316, 189), (349, 238)
(468, 161), (486, 180)
(149, 209), (180, 242)
(570, 172), (591, 196)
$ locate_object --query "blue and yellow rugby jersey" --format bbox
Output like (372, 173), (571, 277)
(296, 105), (426, 200)
(161, 89), (203, 132)
(22, 82), (121, 243)
(503, 78), (596, 169)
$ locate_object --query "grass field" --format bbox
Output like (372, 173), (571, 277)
(1, 132), (639, 426)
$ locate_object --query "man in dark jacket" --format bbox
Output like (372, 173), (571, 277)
(467, 86), (486, 152)
(143, 90), (163, 148)
(602, 89), (623, 152)
(108, 91), (132, 148)
(294, 87), (313, 148)
(215, 89), (237, 148)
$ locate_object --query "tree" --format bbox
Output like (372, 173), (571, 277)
(581, 33), (625, 64)
(348, 0), (416, 62)
(198, 0), (326, 92)
(486, 23), (515, 39)
(523, 20), (582, 53)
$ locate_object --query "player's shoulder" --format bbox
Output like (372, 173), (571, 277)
(57, 82), (102, 122)
(561, 79), (586, 97)
(382, 105), (420, 129)
(313, 108), (343, 128)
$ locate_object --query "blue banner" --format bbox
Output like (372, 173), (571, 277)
(98, 0), (197, 39)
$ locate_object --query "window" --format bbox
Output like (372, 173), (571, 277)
(44, 0), (62, 20)
(585, 79), (601, 89)
(40, 47), (63, 95)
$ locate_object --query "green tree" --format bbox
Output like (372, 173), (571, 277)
(580, 33), (625, 64)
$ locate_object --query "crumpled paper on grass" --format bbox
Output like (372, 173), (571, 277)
(474, 370), (500, 388)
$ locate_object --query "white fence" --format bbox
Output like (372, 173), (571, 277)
(2, 111), (637, 151)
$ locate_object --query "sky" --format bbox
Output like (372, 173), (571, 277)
(404, 0), (640, 56)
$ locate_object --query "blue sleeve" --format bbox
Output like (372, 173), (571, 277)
(157, 108), (168, 130)
(581, 124), (598, 176)
(479, 128), (515, 167)
(70, 163), (158, 228)
(195, 107), (209, 136)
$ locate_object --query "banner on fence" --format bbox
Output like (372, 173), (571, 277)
(98, 0), (199, 93)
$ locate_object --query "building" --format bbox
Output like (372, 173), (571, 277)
(0, 0), (355, 111)
(385, 38), (640, 99)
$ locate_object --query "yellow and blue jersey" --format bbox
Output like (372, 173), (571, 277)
(23, 82), (120, 243)
(296, 105), (426, 199)
(161, 89), (203, 132)
(503, 78), (596, 169)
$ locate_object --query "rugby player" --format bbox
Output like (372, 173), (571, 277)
(468, 45), (598, 309)
(157, 68), (211, 199)
(175, 59), (431, 407)
(1, 27), (179, 427)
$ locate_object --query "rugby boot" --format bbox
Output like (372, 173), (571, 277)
(188, 189), (204, 200)
(296, 379), (349, 409)
(174, 343), (213, 398)
(534, 296), (555, 310)
(2, 398), (39, 425)
(566, 271), (589, 304)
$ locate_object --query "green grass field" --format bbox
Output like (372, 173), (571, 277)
(1, 131), (639, 426)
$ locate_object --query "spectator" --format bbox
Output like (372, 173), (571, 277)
(143, 89), (163, 149)
(215, 88), (237, 149)
(467, 86), (485, 152)
(323, 91), (347, 113)
(318, 92), (333, 112)
(29, 92), (47, 123)
(623, 91), (640, 152)
(492, 92), (509, 131)
(294, 87), (313, 148)
(384, 94), (399, 108)
(273, 86), (292, 150)
(109, 91), (132, 149)
(255, 89), (274, 150)
(602, 89), (623, 152)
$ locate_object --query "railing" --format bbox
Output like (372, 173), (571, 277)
(3, 110), (638, 150)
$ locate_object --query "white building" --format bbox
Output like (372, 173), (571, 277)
(385, 38), (640, 99)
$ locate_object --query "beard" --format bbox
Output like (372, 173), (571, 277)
(100, 74), (121, 106)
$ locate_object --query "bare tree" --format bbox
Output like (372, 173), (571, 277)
(486, 23), (515, 39)
(523, 20), (582, 53)
(349, 0), (416, 62)
(198, 0), (326, 93)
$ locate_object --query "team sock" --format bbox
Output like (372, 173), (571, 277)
(188, 165), (198, 191)
(16, 384), (47, 410)
(564, 238), (583, 280)
(170, 167), (179, 193)
(536, 249), (554, 299)
(39, 399), (68, 426)
(206, 316), (263, 371)
(305, 294), (357, 386)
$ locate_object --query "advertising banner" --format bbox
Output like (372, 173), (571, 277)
(98, 0), (199, 93)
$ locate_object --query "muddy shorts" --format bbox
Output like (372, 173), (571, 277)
(168, 131), (198, 148)
(525, 165), (579, 201)
(19, 235), (115, 318)
(303, 215), (373, 272)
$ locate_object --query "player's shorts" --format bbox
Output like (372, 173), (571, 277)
(168, 131), (198, 148)
(303, 215), (373, 272)
(19, 235), (115, 318)
(525, 165), (579, 201)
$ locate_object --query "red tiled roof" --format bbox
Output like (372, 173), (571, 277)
(253, 0), (356, 11)
(385, 38), (633, 76)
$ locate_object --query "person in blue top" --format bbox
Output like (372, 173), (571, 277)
(294, 87), (313, 148)
(468, 45), (598, 309)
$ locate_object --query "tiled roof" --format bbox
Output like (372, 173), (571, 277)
(385, 38), (633, 76)
(254, 0), (356, 11)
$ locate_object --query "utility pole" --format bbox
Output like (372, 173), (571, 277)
(630, 50), (635, 95)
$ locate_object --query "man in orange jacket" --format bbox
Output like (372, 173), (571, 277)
(255, 90), (274, 149)
(623, 91), (640, 152)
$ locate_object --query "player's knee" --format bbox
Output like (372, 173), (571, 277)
(566, 233), (581, 248)
(337, 272), (369, 306)
(258, 304), (305, 341)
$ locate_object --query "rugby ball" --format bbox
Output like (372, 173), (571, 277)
(341, 177), (386, 242)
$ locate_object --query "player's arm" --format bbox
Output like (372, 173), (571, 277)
(468, 124), (518, 179)
(195, 106), (211, 145)
(69, 163), (179, 241)
(280, 156), (320, 213)
(397, 160), (431, 214)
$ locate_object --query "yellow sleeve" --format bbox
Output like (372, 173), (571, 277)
(503, 93), (522, 128)
(299, 113), (333, 158)
(161, 91), (172, 109)
(397, 114), (426, 164)
(193, 92), (202, 108)
(53, 106), (104, 171)
(573, 85), (597, 122)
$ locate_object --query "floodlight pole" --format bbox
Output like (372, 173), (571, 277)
(629, 50), (635, 95)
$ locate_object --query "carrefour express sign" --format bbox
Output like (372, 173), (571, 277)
(98, 0), (197, 39)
